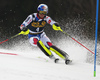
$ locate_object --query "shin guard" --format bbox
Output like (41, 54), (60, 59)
(50, 45), (68, 60)
(37, 40), (52, 57)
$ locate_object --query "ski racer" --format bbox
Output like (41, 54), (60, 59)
(20, 4), (71, 64)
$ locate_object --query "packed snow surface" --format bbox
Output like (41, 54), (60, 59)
(0, 39), (100, 80)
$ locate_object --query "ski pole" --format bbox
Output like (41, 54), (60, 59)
(0, 29), (29, 44)
(60, 29), (95, 54)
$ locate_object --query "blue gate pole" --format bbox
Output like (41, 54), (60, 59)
(94, 0), (99, 77)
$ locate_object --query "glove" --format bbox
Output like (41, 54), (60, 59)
(19, 29), (29, 35)
(19, 24), (29, 35)
(20, 24), (28, 31)
(52, 23), (63, 31)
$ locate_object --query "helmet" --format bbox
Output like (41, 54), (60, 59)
(37, 4), (48, 14)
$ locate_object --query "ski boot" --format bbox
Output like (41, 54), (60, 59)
(65, 59), (72, 64)
(49, 54), (59, 63)
(65, 56), (72, 64)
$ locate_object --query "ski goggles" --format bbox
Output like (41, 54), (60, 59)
(39, 11), (47, 15)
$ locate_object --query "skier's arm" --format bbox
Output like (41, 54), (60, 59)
(46, 16), (62, 31)
(20, 15), (32, 31)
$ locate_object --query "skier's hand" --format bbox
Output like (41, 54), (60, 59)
(52, 23), (63, 31)
(19, 24), (29, 35)
(19, 29), (29, 35)
(20, 24), (28, 32)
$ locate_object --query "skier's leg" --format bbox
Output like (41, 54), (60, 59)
(37, 40), (55, 59)
(28, 33), (55, 59)
(50, 45), (67, 59)
(40, 32), (52, 48)
(50, 45), (71, 64)
(39, 32), (55, 58)
(40, 32), (69, 60)
(29, 36), (39, 46)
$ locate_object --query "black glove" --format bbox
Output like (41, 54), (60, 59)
(52, 23), (63, 31)
(20, 24), (28, 31)
(54, 23), (59, 27)
(21, 27), (28, 31)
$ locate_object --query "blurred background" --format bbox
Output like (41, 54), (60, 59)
(0, 0), (100, 42)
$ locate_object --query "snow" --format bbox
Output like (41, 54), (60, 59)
(0, 40), (100, 80)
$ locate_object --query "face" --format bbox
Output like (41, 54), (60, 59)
(38, 11), (47, 18)
(38, 13), (45, 18)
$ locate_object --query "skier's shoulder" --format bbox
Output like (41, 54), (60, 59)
(26, 14), (33, 19)
(45, 15), (54, 22)
(45, 15), (51, 20)
(31, 13), (37, 18)
(45, 15), (56, 22)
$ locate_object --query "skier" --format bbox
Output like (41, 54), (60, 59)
(20, 4), (71, 64)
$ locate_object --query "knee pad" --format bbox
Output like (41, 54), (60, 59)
(47, 42), (53, 47)
(37, 40), (52, 57)
(29, 37), (39, 46)
(50, 45), (67, 59)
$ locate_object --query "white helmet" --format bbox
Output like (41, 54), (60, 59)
(37, 4), (48, 14)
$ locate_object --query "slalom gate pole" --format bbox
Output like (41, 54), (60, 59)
(0, 29), (29, 44)
(60, 30), (95, 55)
(94, 0), (99, 77)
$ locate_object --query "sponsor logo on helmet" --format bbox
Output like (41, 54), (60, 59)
(42, 6), (46, 9)
(41, 6), (47, 11)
